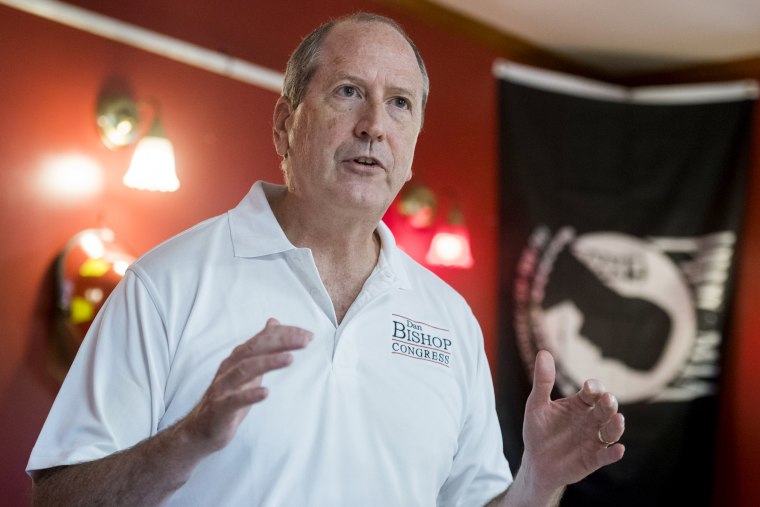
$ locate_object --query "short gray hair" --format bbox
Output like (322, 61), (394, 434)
(282, 12), (430, 118)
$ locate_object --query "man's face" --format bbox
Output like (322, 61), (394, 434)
(274, 21), (424, 217)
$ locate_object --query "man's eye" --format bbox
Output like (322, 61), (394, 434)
(393, 97), (410, 109)
(339, 86), (357, 97)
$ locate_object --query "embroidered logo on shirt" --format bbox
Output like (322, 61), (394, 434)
(390, 314), (453, 367)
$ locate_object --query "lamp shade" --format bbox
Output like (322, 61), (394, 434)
(122, 119), (179, 192)
(425, 223), (474, 269)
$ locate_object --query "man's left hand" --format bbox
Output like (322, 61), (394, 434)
(519, 349), (625, 499)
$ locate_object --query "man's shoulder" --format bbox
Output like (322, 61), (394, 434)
(132, 213), (232, 276)
(132, 182), (269, 277)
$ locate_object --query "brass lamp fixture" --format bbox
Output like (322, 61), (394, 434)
(397, 184), (437, 228)
(96, 95), (179, 192)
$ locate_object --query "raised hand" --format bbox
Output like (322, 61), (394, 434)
(520, 350), (625, 495)
(181, 318), (313, 453)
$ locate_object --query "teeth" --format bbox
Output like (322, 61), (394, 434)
(356, 158), (375, 165)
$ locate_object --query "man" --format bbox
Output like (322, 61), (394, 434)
(29, 13), (625, 506)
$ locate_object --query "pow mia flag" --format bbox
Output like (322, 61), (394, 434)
(494, 61), (757, 506)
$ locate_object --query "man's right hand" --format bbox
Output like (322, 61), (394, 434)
(32, 318), (313, 507)
(181, 318), (313, 454)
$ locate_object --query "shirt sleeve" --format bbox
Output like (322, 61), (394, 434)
(437, 318), (513, 507)
(27, 268), (171, 475)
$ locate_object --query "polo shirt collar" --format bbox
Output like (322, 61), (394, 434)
(228, 181), (412, 289)
(375, 220), (412, 290)
(228, 181), (294, 258)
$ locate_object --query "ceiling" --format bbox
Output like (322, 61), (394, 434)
(428, 0), (760, 75)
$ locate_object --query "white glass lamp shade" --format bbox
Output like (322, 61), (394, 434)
(425, 226), (474, 268)
(123, 133), (179, 192)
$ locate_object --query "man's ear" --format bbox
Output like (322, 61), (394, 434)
(272, 96), (294, 157)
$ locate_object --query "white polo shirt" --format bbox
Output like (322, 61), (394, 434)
(28, 181), (512, 506)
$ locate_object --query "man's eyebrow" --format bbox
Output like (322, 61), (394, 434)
(333, 73), (364, 85)
(387, 86), (418, 100)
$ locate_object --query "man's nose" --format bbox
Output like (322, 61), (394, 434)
(354, 99), (386, 141)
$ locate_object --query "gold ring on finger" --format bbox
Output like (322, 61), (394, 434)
(597, 429), (616, 447)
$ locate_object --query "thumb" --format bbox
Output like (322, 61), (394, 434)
(528, 350), (556, 406)
(265, 317), (280, 329)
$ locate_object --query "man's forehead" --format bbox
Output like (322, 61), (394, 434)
(330, 21), (402, 45)
(317, 21), (423, 87)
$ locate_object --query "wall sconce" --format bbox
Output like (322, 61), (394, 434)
(96, 95), (180, 192)
(396, 183), (474, 269)
(397, 184), (437, 228)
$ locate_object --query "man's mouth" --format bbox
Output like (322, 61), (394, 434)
(354, 157), (379, 166)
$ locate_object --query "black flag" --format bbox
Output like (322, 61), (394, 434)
(496, 62), (757, 506)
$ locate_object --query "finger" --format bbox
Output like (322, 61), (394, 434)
(596, 441), (626, 468)
(528, 350), (556, 405)
(578, 379), (605, 407)
(237, 322), (313, 357)
(217, 351), (294, 388)
(234, 385), (270, 406)
(591, 392), (619, 423)
(265, 317), (279, 328)
(599, 413), (625, 445)
(217, 385), (270, 411)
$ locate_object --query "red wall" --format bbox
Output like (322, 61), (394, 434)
(0, 2), (758, 506)
(0, 2), (505, 504)
(714, 99), (760, 506)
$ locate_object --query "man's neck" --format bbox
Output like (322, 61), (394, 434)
(268, 190), (383, 323)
